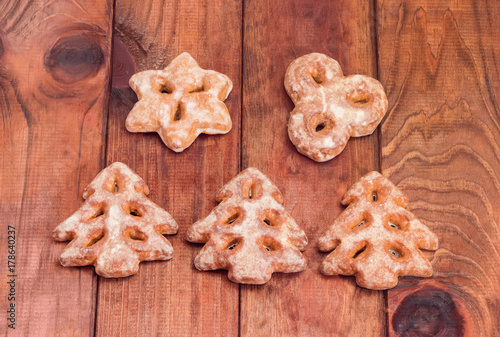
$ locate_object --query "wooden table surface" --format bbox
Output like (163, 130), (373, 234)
(1, 0), (499, 336)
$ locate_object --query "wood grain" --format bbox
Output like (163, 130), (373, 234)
(2, 1), (499, 335)
(95, 1), (242, 336)
(377, 1), (500, 336)
(0, 0), (113, 335)
(240, 0), (385, 335)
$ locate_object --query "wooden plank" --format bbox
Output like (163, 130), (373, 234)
(377, 1), (500, 336)
(241, 1), (385, 335)
(0, 0), (113, 335)
(95, 1), (242, 335)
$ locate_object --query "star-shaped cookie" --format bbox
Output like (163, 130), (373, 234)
(126, 52), (233, 152)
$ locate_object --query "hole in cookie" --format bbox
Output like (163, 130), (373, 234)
(369, 186), (390, 204)
(311, 67), (326, 85)
(160, 83), (173, 94)
(86, 229), (105, 247)
(353, 97), (370, 104)
(188, 85), (205, 93)
(124, 227), (147, 242)
(260, 236), (280, 253)
(105, 178), (122, 193)
(315, 123), (325, 132)
(309, 115), (334, 136)
(385, 213), (410, 231)
(89, 207), (104, 221)
(173, 105), (182, 121)
(348, 90), (372, 105)
(123, 203), (145, 218)
(312, 73), (324, 84)
(388, 221), (400, 230)
(352, 220), (365, 229)
(128, 207), (142, 217)
(225, 238), (240, 250)
(242, 180), (263, 200)
(352, 244), (367, 259)
(350, 213), (372, 231)
(225, 213), (240, 225)
(389, 248), (403, 259)
(260, 209), (282, 228)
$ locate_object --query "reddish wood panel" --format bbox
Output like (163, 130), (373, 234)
(0, 0), (113, 335)
(95, 0), (242, 336)
(377, 1), (500, 336)
(240, 1), (385, 335)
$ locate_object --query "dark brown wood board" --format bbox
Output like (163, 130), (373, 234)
(0, 0), (113, 335)
(1, 0), (499, 336)
(240, 0), (385, 336)
(95, 1), (242, 336)
(376, 1), (500, 336)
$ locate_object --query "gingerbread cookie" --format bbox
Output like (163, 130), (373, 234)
(318, 171), (438, 290)
(127, 52), (233, 152)
(186, 168), (308, 284)
(285, 53), (388, 162)
(53, 162), (178, 278)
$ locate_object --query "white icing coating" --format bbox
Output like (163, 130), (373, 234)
(53, 162), (179, 278)
(318, 171), (439, 290)
(186, 168), (308, 284)
(284, 53), (389, 162)
(126, 52), (233, 152)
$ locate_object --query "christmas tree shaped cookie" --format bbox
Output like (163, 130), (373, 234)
(318, 171), (438, 290)
(53, 162), (178, 278)
(187, 168), (308, 284)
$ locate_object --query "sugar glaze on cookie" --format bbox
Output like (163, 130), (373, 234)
(285, 53), (388, 162)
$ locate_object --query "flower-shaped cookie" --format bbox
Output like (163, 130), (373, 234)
(285, 53), (388, 162)
(127, 52), (233, 152)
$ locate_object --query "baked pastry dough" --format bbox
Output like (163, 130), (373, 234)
(285, 53), (388, 162)
(127, 52), (233, 152)
(53, 162), (178, 278)
(318, 171), (438, 289)
(187, 168), (308, 284)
